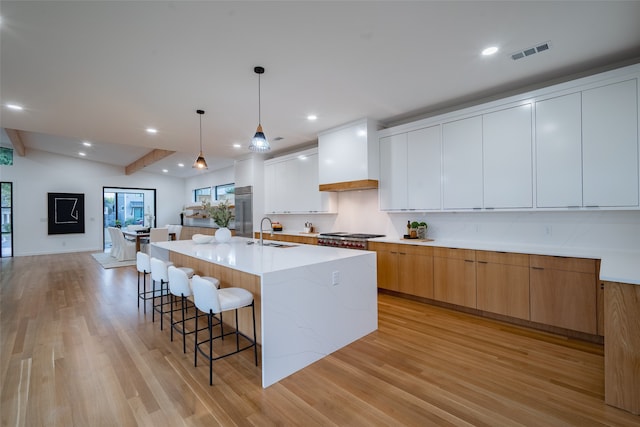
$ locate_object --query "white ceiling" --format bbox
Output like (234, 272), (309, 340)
(2, 1), (640, 178)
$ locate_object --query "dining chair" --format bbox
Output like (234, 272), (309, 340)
(109, 227), (136, 261)
(150, 227), (169, 243)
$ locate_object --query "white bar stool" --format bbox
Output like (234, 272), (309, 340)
(150, 257), (194, 330)
(167, 266), (220, 353)
(191, 275), (258, 386)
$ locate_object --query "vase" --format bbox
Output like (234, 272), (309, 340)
(215, 227), (232, 243)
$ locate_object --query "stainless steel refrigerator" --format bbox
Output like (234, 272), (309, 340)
(234, 186), (253, 238)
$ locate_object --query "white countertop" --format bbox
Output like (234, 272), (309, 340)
(369, 237), (640, 285)
(153, 237), (370, 276)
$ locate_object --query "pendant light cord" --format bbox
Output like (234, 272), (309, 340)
(258, 73), (261, 125)
(199, 113), (203, 152)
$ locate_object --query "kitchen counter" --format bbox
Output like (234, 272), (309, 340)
(155, 236), (361, 275)
(152, 237), (377, 387)
(369, 236), (640, 285)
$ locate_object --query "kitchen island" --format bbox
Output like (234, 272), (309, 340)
(152, 237), (377, 388)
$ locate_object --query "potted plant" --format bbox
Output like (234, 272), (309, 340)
(205, 200), (234, 242)
(410, 221), (420, 238)
(114, 219), (122, 228)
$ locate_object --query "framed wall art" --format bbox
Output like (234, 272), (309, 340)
(48, 192), (85, 235)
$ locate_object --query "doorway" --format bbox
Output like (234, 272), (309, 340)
(1, 182), (12, 257)
(103, 187), (156, 251)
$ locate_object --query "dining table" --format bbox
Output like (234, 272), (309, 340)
(122, 230), (176, 252)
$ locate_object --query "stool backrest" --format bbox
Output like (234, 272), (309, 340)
(150, 257), (169, 282)
(136, 251), (151, 273)
(192, 275), (221, 314)
(167, 266), (191, 297)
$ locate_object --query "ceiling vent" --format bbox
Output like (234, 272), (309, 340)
(511, 41), (551, 61)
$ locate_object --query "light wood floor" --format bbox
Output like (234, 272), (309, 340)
(1, 252), (638, 426)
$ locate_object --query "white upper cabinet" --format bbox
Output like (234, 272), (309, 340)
(535, 93), (583, 208)
(379, 125), (441, 211)
(443, 116), (483, 210)
(408, 126), (441, 210)
(582, 79), (639, 207)
(377, 63), (639, 212)
(264, 149), (337, 214)
(379, 133), (408, 210)
(483, 104), (533, 209)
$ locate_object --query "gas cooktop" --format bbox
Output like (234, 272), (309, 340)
(319, 232), (385, 239)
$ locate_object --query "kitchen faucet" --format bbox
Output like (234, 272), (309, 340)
(259, 217), (273, 246)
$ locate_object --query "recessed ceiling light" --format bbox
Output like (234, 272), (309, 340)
(178, 163), (185, 167)
(357, 130), (367, 137)
(82, 141), (92, 147)
(78, 152), (86, 157)
(6, 103), (23, 110)
(307, 114), (317, 121)
(481, 46), (499, 56)
(233, 143), (242, 149)
(146, 128), (158, 134)
(162, 169), (168, 173)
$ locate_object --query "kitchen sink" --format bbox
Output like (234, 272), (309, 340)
(261, 242), (298, 248)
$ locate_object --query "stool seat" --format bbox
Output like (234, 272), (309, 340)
(178, 266), (194, 278)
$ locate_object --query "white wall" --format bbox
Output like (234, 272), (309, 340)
(183, 166), (235, 207)
(1, 149), (186, 256)
(261, 190), (640, 253)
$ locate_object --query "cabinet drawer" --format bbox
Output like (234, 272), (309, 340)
(434, 247), (475, 261)
(368, 242), (397, 252)
(530, 255), (596, 273)
(477, 250), (529, 267)
(396, 244), (433, 256)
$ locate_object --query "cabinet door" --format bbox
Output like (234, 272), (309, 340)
(407, 126), (441, 210)
(483, 104), (533, 208)
(379, 134), (408, 210)
(374, 245), (400, 291)
(535, 93), (583, 208)
(583, 79), (639, 207)
(264, 163), (277, 214)
(442, 116), (483, 209)
(397, 246), (434, 299)
(476, 251), (530, 320)
(530, 256), (597, 334)
(433, 249), (476, 308)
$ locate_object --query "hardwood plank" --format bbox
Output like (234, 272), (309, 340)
(1, 253), (639, 425)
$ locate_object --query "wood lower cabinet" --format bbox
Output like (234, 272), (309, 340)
(433, 248), (476, 308)
(530, 255), (598, 334)
(476, 251), (530, 320)
(369, 242), (434, 298)
(253, 232), (318, 245)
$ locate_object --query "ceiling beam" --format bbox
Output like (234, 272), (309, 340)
(4, 128), (26, 156)
(125, 149), (175, 175)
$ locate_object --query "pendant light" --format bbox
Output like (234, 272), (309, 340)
(248, 66), (271, 152)
(192, 109), (208, 169)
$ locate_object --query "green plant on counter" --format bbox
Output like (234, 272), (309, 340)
(411, 221), (420, 229)
(204, 200), (235, 228)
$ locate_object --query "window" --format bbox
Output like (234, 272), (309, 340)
(0, 147), (13, 166)
(215, 183), (235, 201)
(194, 187), (211, 203)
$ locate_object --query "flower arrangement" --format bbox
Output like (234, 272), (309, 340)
(204, 200), (234, 228)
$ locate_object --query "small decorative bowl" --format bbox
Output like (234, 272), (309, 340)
(192, 234), (213, 244)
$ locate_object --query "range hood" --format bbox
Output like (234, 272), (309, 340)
(318, 118), (380, 192)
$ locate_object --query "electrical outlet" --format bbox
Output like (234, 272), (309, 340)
(332, 271), (340, 286)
